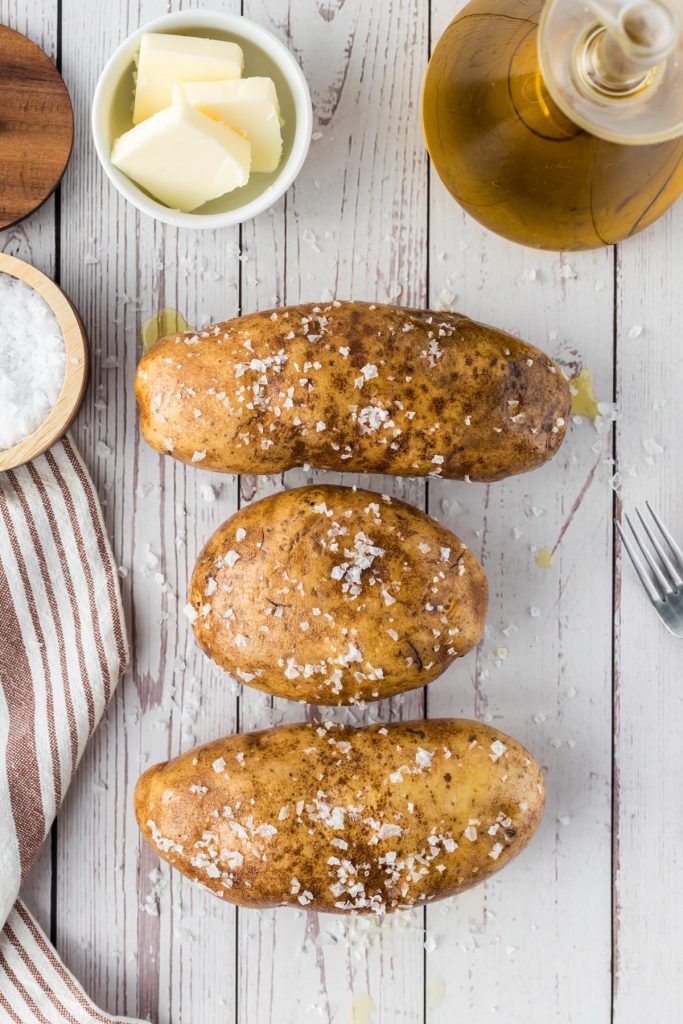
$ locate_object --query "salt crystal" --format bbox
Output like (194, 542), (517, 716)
(183, 603), (198, 624)
(489, 739), (507, 761)
(437, 289), (456, 310)
(0, 273), (67, 450)
(302, 228), (320, 252)
(415, 748), (434, 770)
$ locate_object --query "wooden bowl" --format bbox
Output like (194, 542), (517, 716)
(0, 254), (89, 471)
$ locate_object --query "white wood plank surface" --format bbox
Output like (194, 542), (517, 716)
(612, 207), (683, 1023)
(422, 5), (615, 1020)
(237, 3), (429, 1021)
(3, 0), (683, 1021)
(56, 2), (241, 1019)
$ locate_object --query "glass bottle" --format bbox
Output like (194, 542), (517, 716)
(422, 0), (683, 250)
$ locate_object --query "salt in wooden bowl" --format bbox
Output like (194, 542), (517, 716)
(0, 254), (88, 472)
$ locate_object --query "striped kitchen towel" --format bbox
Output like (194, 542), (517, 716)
(0, 437), (140, 1023)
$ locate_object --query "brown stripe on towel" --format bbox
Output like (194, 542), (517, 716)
(8, 469), (79, 774)
(61, 438), (128, 672)
(27, 460), (95, 738)
(4, 923), (80, 1024)
(0, 555), (47, 879)
(0, 949), (54, 1024)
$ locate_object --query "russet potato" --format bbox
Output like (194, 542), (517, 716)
(135, 718), (545, 915)
(135, 300), (570, 481)
(188, 484), (488, 704)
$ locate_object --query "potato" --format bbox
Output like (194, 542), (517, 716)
(189, 484), (487, 704)
(135, 718), (544, 915)
(135, 300), (570, 481)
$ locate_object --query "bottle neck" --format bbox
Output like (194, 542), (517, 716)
(578, 22), (663, 97)
(539, 0), (683, 145)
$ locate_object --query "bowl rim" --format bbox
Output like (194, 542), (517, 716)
(0, 254), (89, 472)
(91, 9), (313, 229)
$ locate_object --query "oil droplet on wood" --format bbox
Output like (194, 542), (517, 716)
(569, 368), (599, 419)
(535, 547), (555, 568)
(426, 976), (446, 1008)
(141, 308), (194, 353)
(351, 994), (375, 1024)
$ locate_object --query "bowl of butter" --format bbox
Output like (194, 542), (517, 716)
(92, 10), (312, 228)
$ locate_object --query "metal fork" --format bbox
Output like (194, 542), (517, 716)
(616, 502), (683, 637)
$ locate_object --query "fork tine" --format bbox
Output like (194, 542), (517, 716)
(615, 520), (661, 603)
(626, 513), (674, 596)
(636, 508), (683, 589)
(646, 501), (683, 573)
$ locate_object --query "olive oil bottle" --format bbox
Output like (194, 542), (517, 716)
(423, 0), (683, 250)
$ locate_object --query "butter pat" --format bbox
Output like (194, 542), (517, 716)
(133, 33), (244, 124)
(174, 78), (283, 173)
(112, 103), (251, 212)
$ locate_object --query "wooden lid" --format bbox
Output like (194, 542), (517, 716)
(0, 25), (74, 230)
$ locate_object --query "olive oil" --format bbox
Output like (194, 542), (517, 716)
(140, 307), (194, 352)
(535, 547), (555, 568)
(423, 0), (683, 250)
(570, 368), (600, 419)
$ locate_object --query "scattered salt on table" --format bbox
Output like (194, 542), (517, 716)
(0, 273), (66, 450)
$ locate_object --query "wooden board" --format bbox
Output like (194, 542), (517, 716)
(1, 0), (682, 1021)
(0, 24), (73, 230)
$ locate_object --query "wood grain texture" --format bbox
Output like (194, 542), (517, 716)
(236, 2), (429, 1021)
(8, 0), (683, 1020)
(56, 2), (241, 1020)
(425, 5), (615, 1020)
(0, 24), (73, 229)
(612, 205), (683, 1024)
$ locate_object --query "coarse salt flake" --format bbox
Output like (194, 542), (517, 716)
(489, 740), (508, 762)
(0, 274), (66, 451)
(182, 603), (198, 623)
(415, 747), (434, 770)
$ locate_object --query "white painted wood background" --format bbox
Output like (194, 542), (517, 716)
(2, 0), (682, 1020)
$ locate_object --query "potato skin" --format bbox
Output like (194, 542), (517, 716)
(189, 484), (488, 704)
(135, 300), (570, 481)
(135, 719), (544, 915)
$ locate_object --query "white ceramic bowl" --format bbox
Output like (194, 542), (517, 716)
(92, 10), (312, 229)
